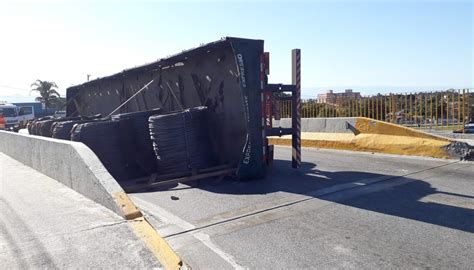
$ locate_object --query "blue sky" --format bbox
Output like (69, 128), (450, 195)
(0, 0), (472, 102)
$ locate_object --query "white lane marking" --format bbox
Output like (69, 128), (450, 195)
(131, 196), (245, 270)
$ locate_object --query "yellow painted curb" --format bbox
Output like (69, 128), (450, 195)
(113, 191), (184, 270)
(113, 191), (143, 220)
(130, 217), (183, 270)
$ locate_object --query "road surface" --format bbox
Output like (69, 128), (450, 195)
(130, 146), (474, 269)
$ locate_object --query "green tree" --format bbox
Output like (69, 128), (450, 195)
(30, 80), (61, 109)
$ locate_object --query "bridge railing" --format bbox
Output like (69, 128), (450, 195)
(277, 89), (472, 131)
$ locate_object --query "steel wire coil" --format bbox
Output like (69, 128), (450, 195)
(71, 120), (131, 181)
(112, 108), (162, 176)
(148, 106), (215, 175)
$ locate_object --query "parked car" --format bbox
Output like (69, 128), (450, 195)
(453, 122), (474, 133)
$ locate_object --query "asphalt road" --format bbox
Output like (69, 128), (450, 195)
(130, 146), (474, 269)
(0, 153), (161, 269)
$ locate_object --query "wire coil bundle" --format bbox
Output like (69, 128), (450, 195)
(49, 114), (102, 139)
(149, 106), (215, 175)
(38, 117), (73, 137)
(30, 116), (54, 135)
(112, 108), (162, 176)
(71, 120), (130, 181)
(37, 119), (60, 137)
(45, 117), (82, 137)
(26, 121), (33, 134)
(51, 119), (91, 140)
(30, 114), (102, 137)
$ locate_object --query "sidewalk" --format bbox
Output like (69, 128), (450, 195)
(0, 153), (161, 269)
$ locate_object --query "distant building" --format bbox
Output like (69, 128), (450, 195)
(317, 89), (361, 105)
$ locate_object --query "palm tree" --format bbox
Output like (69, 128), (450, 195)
(30, 80), (61, 109)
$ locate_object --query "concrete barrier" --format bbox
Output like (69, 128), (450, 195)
(0, 131), (134, 217)
(270, 118), (473, 160)
(274, 117), (357, 133)
(274, 117), (451, 139)
(0, 131), (184, 269)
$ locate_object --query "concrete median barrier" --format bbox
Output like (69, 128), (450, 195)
(270, 117), (473, 160)
(0, 131), (131, 216)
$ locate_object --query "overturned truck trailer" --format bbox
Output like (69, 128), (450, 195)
(66, 37), (301, 180)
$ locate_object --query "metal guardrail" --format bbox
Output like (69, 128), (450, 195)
(277, 89), (472, 131)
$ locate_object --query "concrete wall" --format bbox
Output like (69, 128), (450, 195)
(0, 131), (125, 216)
(273, 117), (357, 133)
(273, 117), (449, 140)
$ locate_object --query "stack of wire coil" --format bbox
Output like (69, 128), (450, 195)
(149, 106), (215, 175)
(51, 119), (93, 140)
(29, 116), (54, 136)
(111, 108), (162, 176)
(47, 117), (82, 137)
(70, 120), (130, 181)
(37, 118), (62, 137)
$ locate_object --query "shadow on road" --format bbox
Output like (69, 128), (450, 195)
(189, 159), (474, 233)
